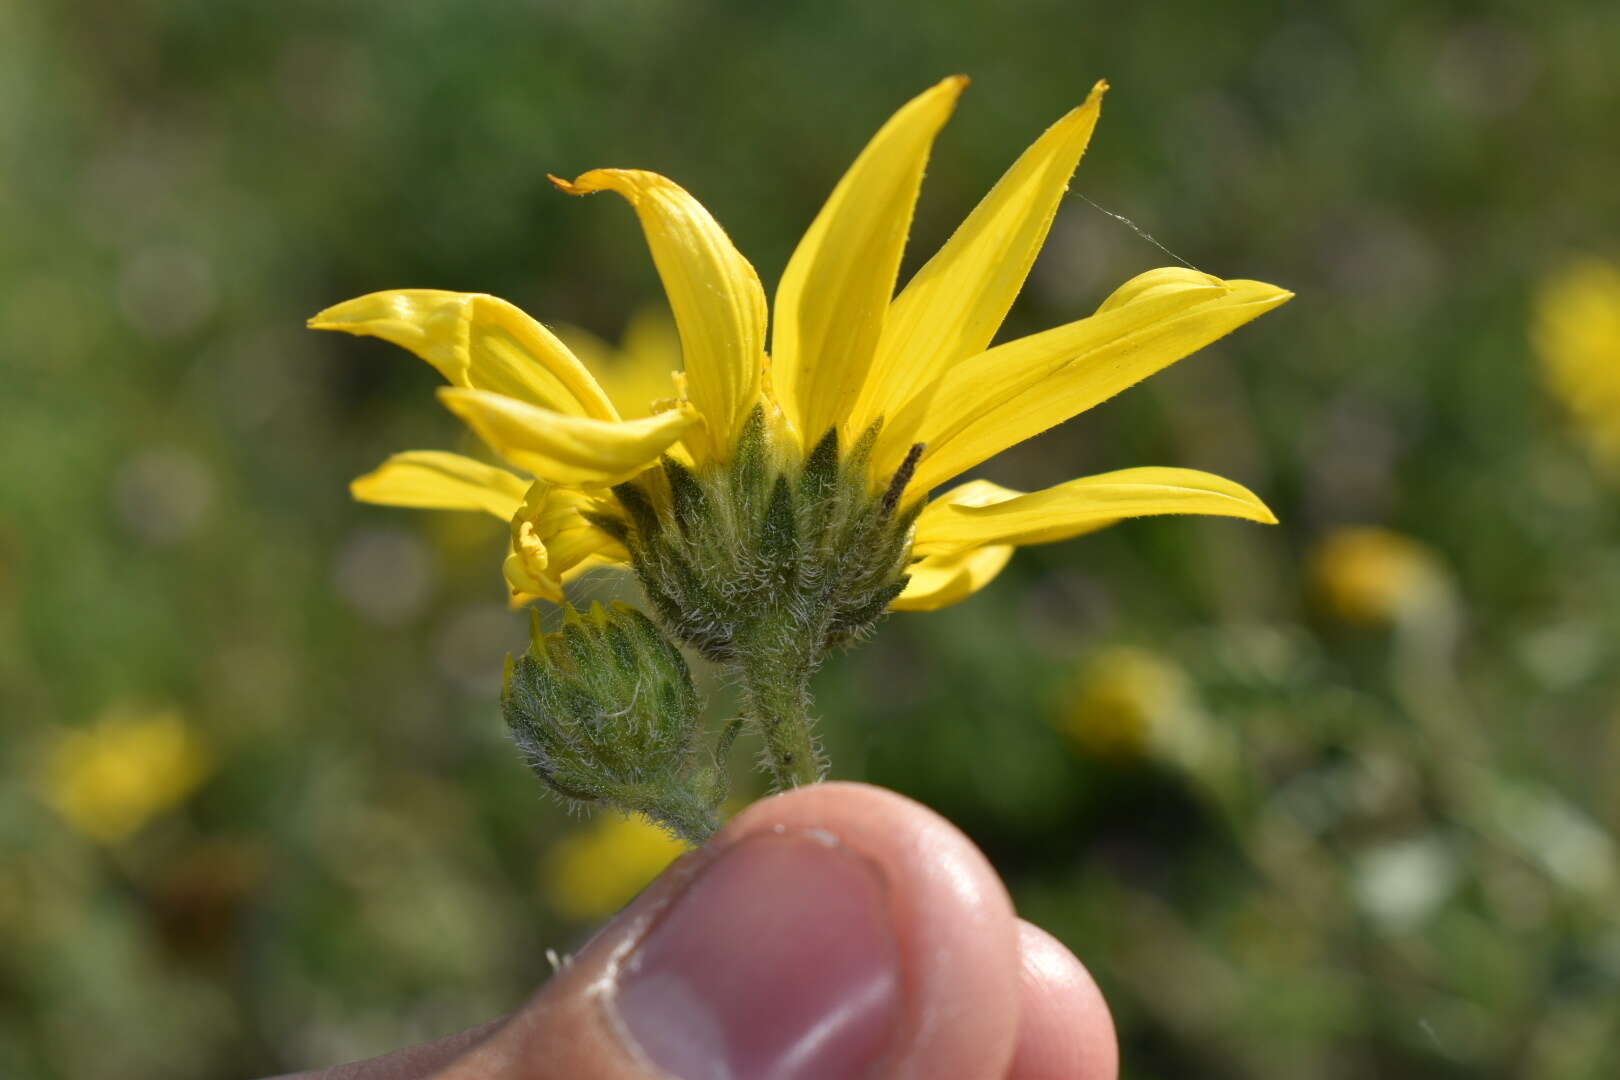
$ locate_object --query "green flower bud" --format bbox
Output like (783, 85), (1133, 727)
(502, 602), (727, 844)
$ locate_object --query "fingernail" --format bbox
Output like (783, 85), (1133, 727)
(612, 829), (902, 1080)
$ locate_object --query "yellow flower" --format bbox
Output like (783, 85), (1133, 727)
(1057, 646), (1199, 760)
(314, 78), (1289, 610)
(37, 705), (212, 844)
(1309, 526), (1447, 626)
(542, 813), (685, 921)
(1534, 258), (1620, 474)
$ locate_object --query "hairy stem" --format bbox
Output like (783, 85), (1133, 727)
(739, 648), (824, 790)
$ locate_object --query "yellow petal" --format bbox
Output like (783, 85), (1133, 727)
(350, 451), (529, 519)
(438, 388), (698, 487)
(552, 170), (767, 458)
(559, 552), (627, 584)
(772, 76), (968, 446)
(309, 290), (618, 420)
(503, 483), (629, 606)
(891, 544), (1016, 612)
(895, 270), (1292, 494)
(855, 81), (1108, 436)
(912, 467), (1277, 555)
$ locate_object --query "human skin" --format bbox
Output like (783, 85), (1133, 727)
(274, 783), (1117, 1080)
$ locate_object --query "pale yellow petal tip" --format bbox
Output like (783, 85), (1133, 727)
(306, 291), (409, 332)
(347, 471), (403, 506)
(549, 171), (629, 197)
(1052, 81), (1110, 128)
(906, 74), (969, 113)
(548, 172), (593, 196)
(306, 303), (356, 330)
(1230, 280), (1296, 307)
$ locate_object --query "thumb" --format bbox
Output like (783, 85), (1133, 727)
(439, 782), (1022, 1080)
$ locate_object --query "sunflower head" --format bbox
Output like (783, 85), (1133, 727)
(315, 77), (1292, 838)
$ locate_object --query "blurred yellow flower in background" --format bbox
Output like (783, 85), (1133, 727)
(1057, 646), (1203, 761)
(541, 812), (685, 921)
(36, 706), (212, 844)
(552, 307), (684, 423)
(1533, 258), (1620, 475)
(1308, 526), (1449, 626)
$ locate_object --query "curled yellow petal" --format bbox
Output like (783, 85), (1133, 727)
(438, 387), (699, 487)
(856, 81), (1108, 437)
(309, 290), (618, 420)
(773, 76), (968, 446)
(503, 482), (629, 606)
(350, 451), (529, 519)
(891, 544), (1016, 612)
(895, 270), (1293, 494)
(552, 170), (766, 458)
(503, 483), (630, 605)
(912, 467), (1277, 556)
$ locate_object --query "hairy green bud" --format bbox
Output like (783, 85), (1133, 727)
(501, 602), (728, 844)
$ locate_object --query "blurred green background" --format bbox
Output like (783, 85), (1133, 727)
(4, 0), (1620, 1076)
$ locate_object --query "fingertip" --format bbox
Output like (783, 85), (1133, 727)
(1009, 921), (1118, 1080)
(435, 783), (1027, 1079)
(719, 782), (1023, 1079)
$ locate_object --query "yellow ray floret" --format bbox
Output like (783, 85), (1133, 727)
(890, 544), (1016, 612)
(351, 450), (530, 519)
(437, 387), (699, 488)
(912, 467), (1277, 554)
(551, 170), (767, 461)
(310, 290), (617, 420)
(879, 270), (1292, 492)
(773, 75), (968, 445)
(503, 482), (629, 606)
(854, 80), (1108, 440)
(893, 468), (1276, 609)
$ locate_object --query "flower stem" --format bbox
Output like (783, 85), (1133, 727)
(739, 647), (824, 790)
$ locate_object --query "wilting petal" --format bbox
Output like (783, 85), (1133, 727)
(439, 388), (698, 487)
(309, 290), (618, 420)
(773, 76), (967, 446)
(893, 270), (1292, 494)
(891, 544), (1016, 612)
(855, 81), (1107, 437)
(552, 170), (766, 458)
(503, 483), (629, 606)
(350, 451), (529, 519)
(912, 467), (1277, 555)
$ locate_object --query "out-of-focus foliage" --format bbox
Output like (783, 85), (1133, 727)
(3, 1), (1619, 1076)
